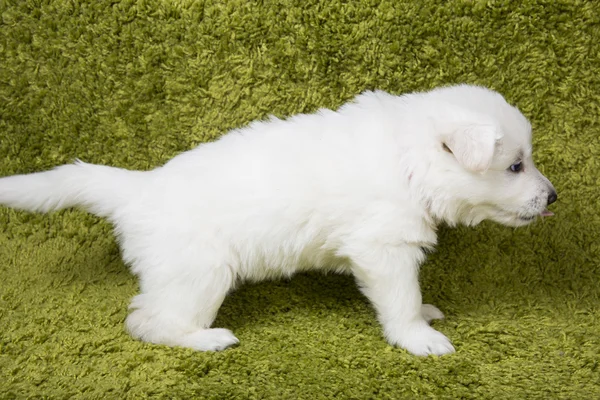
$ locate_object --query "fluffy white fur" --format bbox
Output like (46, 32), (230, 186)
(0, 84), (556, 356)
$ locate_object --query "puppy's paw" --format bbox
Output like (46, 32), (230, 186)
(421, 304), (445, 323)
(182, 328), (240, 352)
(389, 322), (455, 356)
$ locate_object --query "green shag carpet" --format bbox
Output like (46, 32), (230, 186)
(1, 0), (599, 398)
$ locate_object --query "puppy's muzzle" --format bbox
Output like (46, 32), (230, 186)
(547, 190), (557, 206)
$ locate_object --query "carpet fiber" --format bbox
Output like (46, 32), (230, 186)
(1, 0), (599, 398)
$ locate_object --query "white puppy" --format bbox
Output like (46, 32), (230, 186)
(0, 84), (556, 356)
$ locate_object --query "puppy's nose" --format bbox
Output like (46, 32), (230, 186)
(547, 190), (557, 205)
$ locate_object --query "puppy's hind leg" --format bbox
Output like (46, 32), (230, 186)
(125, 251), (238, 352)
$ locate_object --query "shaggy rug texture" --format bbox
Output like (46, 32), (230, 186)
(1, 0), (599, 398)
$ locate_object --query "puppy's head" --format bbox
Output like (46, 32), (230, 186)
(421, 85), (556, 227)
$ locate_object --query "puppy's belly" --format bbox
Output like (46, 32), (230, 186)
(233, 241), (351, 282)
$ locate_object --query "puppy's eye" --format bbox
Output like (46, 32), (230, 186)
(509, 161), (523, 173)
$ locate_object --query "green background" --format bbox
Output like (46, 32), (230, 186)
(1, 0), (599, 398)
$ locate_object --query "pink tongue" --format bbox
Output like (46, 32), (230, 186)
(541, 209), (554, 217)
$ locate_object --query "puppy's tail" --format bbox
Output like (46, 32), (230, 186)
(0, 160), (148, 218)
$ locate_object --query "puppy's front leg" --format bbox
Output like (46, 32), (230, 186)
(350, 243), (455, 356)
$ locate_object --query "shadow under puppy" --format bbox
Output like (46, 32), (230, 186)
(0, 84), (557, 356)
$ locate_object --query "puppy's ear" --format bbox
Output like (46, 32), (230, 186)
(443, 124), (502, 173)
